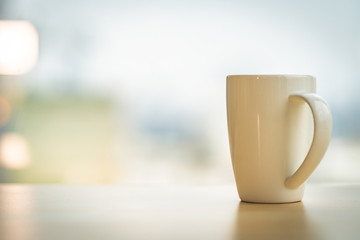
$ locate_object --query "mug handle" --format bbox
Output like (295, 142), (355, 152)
(285, 93), (332, 189)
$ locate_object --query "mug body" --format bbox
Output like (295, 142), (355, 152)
(227, 75), (315, 203)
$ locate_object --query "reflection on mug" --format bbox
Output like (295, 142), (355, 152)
(233, 202), (321, 240)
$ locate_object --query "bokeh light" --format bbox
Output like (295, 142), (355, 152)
(0, 20), (38, 75)
(0, 96), (11, 127)
(0, 133), (31, 169)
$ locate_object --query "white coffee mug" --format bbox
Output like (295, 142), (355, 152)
(227, 75), (332, 203)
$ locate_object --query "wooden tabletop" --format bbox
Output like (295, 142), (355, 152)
(0, 183), (359, 240)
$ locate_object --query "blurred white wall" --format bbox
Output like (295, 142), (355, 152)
(1, 0), (360, 183)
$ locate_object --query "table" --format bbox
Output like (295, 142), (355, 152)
(1, 183), (359, 240)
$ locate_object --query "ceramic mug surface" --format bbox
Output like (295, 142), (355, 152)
(227, 75), (332, 203)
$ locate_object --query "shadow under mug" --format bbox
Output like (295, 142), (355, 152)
(227, 75), (332, 203)
(233, 202), (319, 240)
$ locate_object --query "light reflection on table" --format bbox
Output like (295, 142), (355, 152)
(0, 185), (35, 240)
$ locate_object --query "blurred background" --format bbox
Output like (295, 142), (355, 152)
(0, 0), (359, 184)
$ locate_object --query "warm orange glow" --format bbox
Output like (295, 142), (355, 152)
(0, 21), (38, 75)
(0, 96), (11, 127)
(0, 133), (31, 169)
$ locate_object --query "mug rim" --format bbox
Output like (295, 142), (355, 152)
(227, 74), (314, 79)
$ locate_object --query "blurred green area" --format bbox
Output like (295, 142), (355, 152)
(1, 95), (118, 183)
